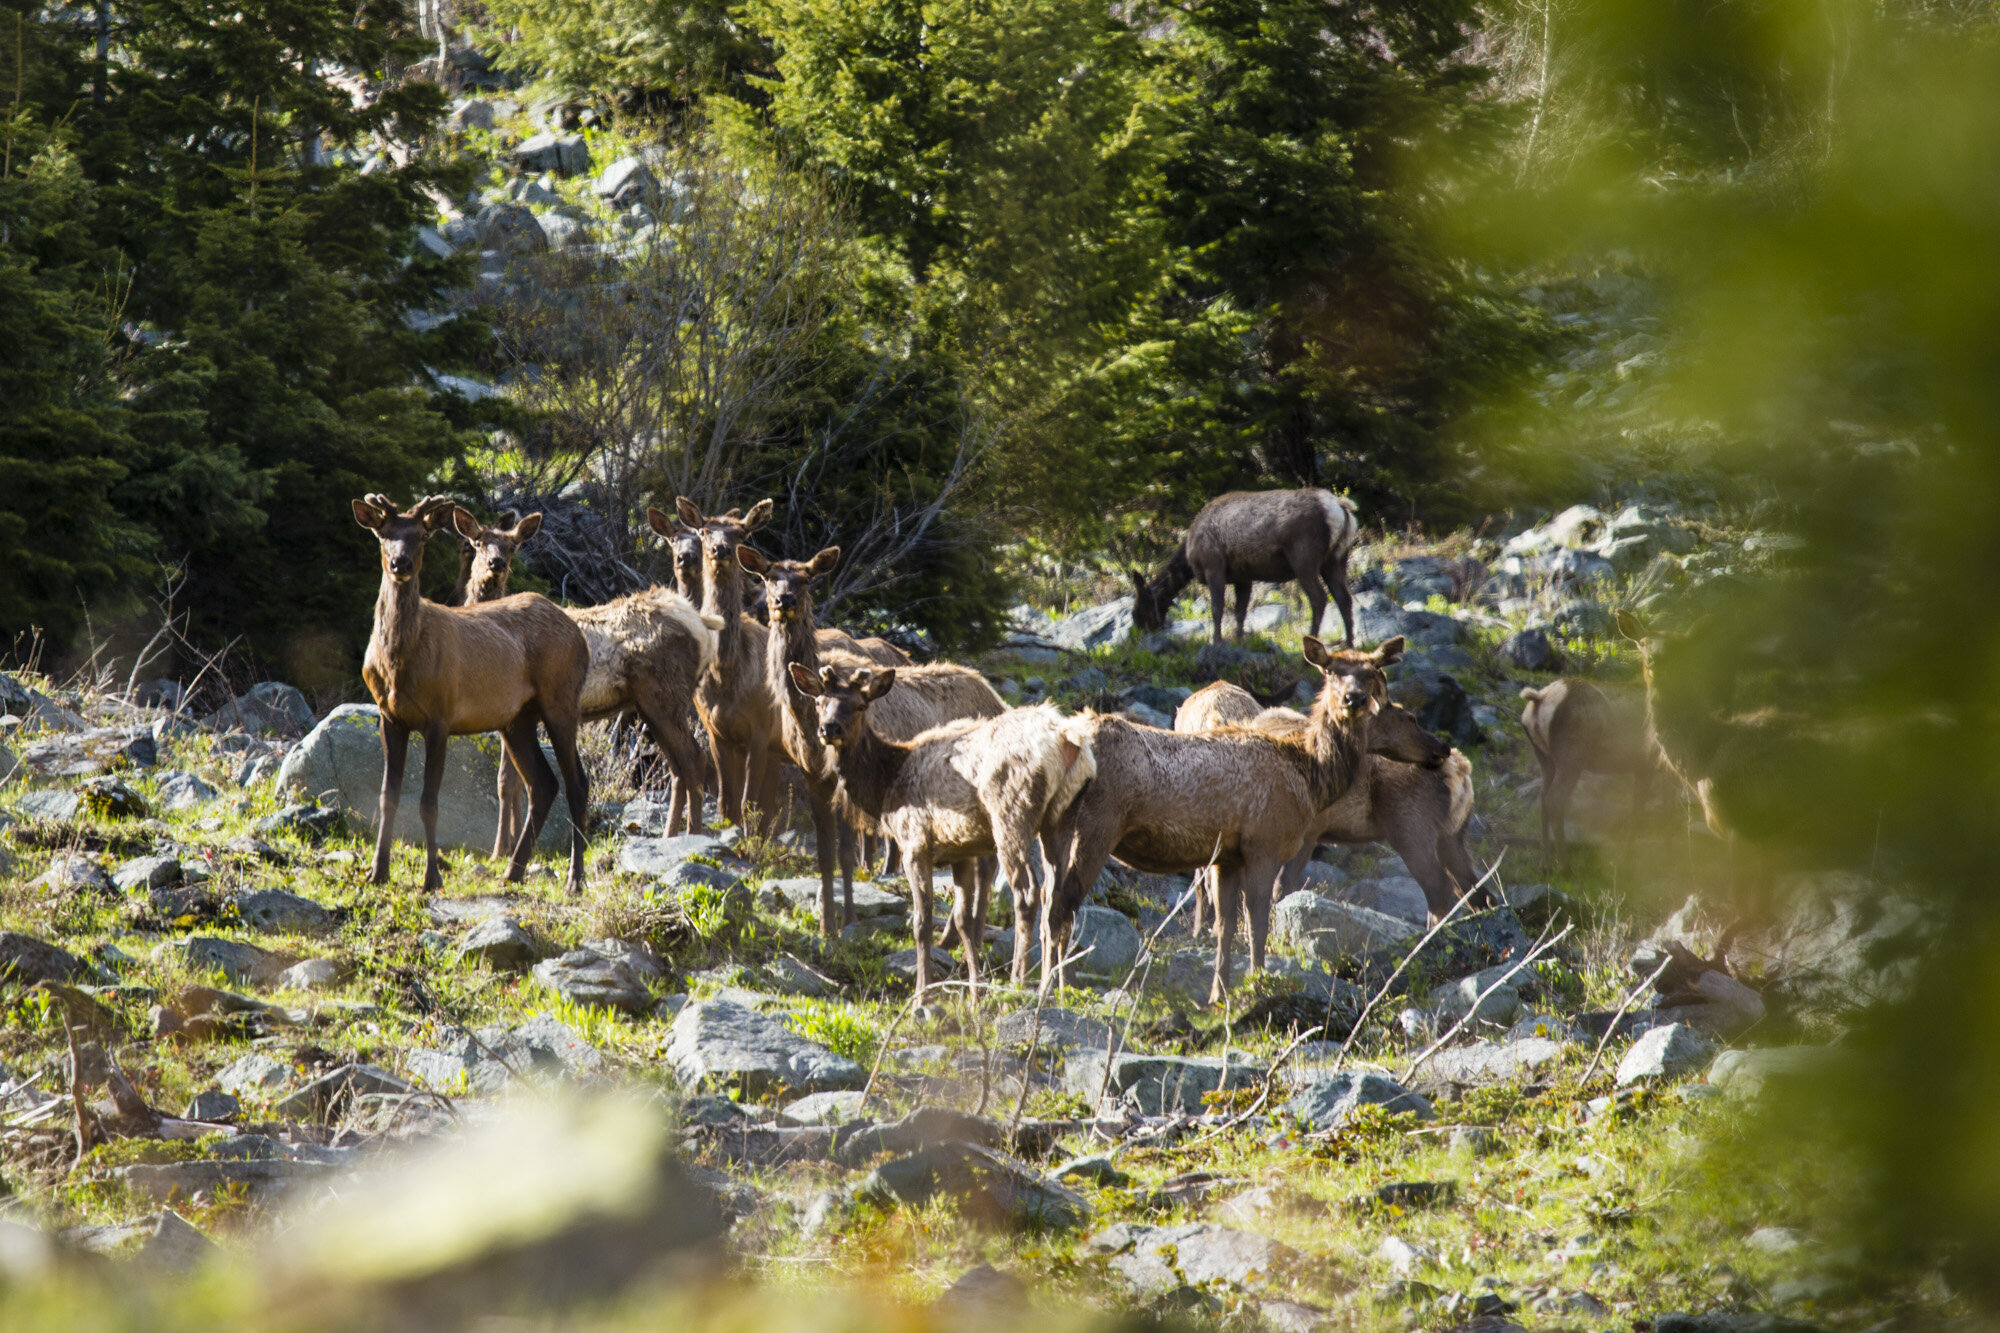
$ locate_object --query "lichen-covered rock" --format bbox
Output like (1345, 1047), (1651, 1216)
(665, 999), (863, 1095)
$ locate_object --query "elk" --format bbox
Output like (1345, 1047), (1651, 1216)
(451, 509), (541, 607)
(1519, 677), (1656, 863)
(739, 543), (1004, 935)
(661, 515), (706, 606)
(1129, 489), (1361, 645)
(452, 507), (721, 845)
(350, 494), (590, 891)
(791, 662), (1094, 998)
(1046, 637), (1397, 1003)
(1175, 680), (1484, 933)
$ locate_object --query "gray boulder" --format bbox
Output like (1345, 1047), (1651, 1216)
(860, 1141), (1088, 1232)
(1353, 591), (1462, 649)
(532, 947), (654, 1014)
(473, 201), (547, 255)
(1616, 1022), (1718, 1085)
(1065, 1051), (1265, 1116)
(23, 727), (154, 777)
(410, 1015), (603, 1094)
(1048, 598), (1134, 652)
(112, 855), (181, 893)
(1707, 1045), (1835, 1100)
(17, 790), (81, 821)
(1426, 967), (1524, 1028)
(994, 1007), (1115, 1053)
(157, 772), (219, 812)
(594, 156), (656, 210)
(0, 931), (91, 984)
(276, 958), (343, 991)
(780, 1090), (868, 1126)
(40, 854), (113, 895)
(153, 936), (289, 987)
(183, 1090), (240, 1122)
(762, 876), (905, 917)
(274, 1063), (411, 1119)
(1497, 627), (1559, 671)
(1336, 874), (1430, 926)
(515, 131), (589, 177)
(448, 97), (495, 132)
(457, 916), (539, 970)
(1274, 892), (1416, 962)
(617, 833), (729, 878)
(1284, 1071), (1433, 1130)
(235, 888), (336, 935)
(1088, 1221), (1306, 1294)
(1069, 905), (1141, 978)
(276, 704), (574, 855)
(1417, 1037), (1566, 1090)
(0, 674), (85, 729)
(204, 682), (315, 737)
(665, 999), (863, 1095)
(217, 1052), (292, 1098)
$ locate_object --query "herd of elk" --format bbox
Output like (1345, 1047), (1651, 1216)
(353, 483), (1535, 1005)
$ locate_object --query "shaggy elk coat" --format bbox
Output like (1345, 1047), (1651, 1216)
(792, 662), (1095, 997)
(1049, 637), (1393, 1003)
(1175, 679), (1484, 927)
(351, 494), (591, 892)
(1130, 488), (1361, 644)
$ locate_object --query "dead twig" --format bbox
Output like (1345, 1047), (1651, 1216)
(1577, 955), (1675, 1087)
(1399, 920), (1572, 1086)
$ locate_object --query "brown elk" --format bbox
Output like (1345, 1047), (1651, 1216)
(662, 515), (706, 606)
(451, 507), (721, 845)
(791, 663), (1094, 998)
(350, 494), (590, 891)
(1129, 489), (1361, 645)
(1175, 680), (1485, 929)
(452, 510), (542, 607)
(1046, 637), (1399, 1003)
(739, 543), (1004, 935)
(1519, 677), (1656, 863)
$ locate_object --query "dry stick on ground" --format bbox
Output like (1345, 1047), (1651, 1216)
(61, 1016), (93, 1170)
(1400, 921), (1573, 1086)
(1577, 955), (1676, 1087)
(1091, 873), (1207, 1117)
(1327, 850), (1506, 1068)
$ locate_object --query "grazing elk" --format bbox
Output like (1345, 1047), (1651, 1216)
(1047, 637), (1398, 1003)
(351, 494), (590, 891)
(1519, 677), (1656, 864)
(1130, 489), (1361, 645)
(792, 662), (1095, 997)
(740, 543), (1004, 935)
(1175, 680), (1484, 930)
(452, 507), (721, 846)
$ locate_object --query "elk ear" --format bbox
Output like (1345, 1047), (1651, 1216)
(788, 661), (822, 697)
(675, 496), (703, 527)
(808, 546), (841, 577)
(1616, 609), (1649, 642)
(513, 512), (543, 542)
(736, 546), (769, 577)
(862, 668), (897, 700)
(1373, 635), (1406, 667)
(1301, 636), (1332, 670)
(743, 498), (775, 531)
(451, 506), (483, 541)
(352, 499), (386, 530)
(646, 507), (674, 537)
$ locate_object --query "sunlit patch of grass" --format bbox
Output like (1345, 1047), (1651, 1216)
(785, 1000), (882, 1066)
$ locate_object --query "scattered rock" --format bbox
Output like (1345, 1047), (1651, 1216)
(110, 855), (180, 893)
(1426, 968), (1524, 1028)
(473, 201), (547, 255)
(1335, 874), (1431, 926)
(182, 1089), (240, 1122)
(153, 936), (290, 987)
(533, 947), (655, 1013)
(203, 682), (316, 737)
(1707, 1045), (1835, 1100)
(1089, 1221), (1308, 1294)
(234, 888), (336, 935)
(38, 855), (114, 896)
(1497, 628), (1559, 672)
(936, 1263), (1030, 1314)
(765, 953), (836, 997)
(666, 999), (863, 1095)
(860, 1140), (1089, 1231)
(1418, 1038), (1566, 1090)
(275, 957), (343, 991)
(1046, 598), (1134, 652)
(274, 1063), (411, 1119)
(1656, 969), (1767, 1038)
(1069, 905), (1141, 978)
(1284, 1071), (1434, 1130)
(1616, 1023), (1718, 1085)
(1275, 892), (1418, 961)
(514, 130), (590, 177)
(1065, 1051), (1265, 1116)
(0, 932), (93, 985)
(1354, 591), (1463, 649)
(594, 155), (656, 210)
(1213, 1183), (1325, 1227)
(22, 727), (154, 778)
(217, 1052), (293, 1098)
(1502, 882), (1577, 931)
(995, 1007), (1115, 1052)
(17, 790), (81, 821)
(1054, 1155), (1131, 1188)
(780, 1090), (868, 1126)
(80, 775), (148, 818)
(457, 916), (540, 970)
(618, 833), (730, 879)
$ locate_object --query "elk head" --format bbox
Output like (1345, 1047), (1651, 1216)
(646, 506), (706, 594)
(452, 507), (542, 603)
(352, 493), (456, 584)
(1128, 567), (1165, 631)
(738, 545), (840, 625)
(673, 496), (773, 580)
(1302, 634), (1404, 715)
(788, 661), (893, 748)
(1369, 701), (1453, 768)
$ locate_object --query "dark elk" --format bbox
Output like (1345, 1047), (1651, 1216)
(350, 494), (591, 892)
(1129, 488), (1361, 645)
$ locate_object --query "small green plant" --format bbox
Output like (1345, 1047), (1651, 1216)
(785, 1000), (881, 1065)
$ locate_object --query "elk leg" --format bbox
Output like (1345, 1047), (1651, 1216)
(1231, 580), (1253, 640)
(635, 686), (705, 839)
(949, 859), (981, 1000)
(500, 712), (558, 882)
(1000, 830), (1040, 989)
(1297, 565), (1329, 641)
(493, 747), (525, 860)
(1328, 549), (1356, 645)
(808, 782), (840, 937)
(1242, 853), (1281, 980)
(711, 736), (747, 828)
(1206, 568), (1229, 644)
(1210, 865), (1245, 1004)
(1544, 758), (1582, 867)
(372, 716), (412, 885)
(418, 722), (450, 892)
(543, 707), (591, 894)
(910, 854), (936, 1002)
(1189, 866), (1212, 939)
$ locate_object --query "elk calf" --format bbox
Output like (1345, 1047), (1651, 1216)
(351, 494), (590, 891)
(792, 662), (1094, 998)
(1519, 677), (1656, 863)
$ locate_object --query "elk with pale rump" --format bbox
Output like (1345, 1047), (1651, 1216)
(740, 543), (1003, 936)
(1045, 637), (1401, 1003)
(791, 661), (1095, 997)
(450, 506), (722, 845)
(1129, 488), (1361, 644)
(1519, 677), (1656, 864)
(1175, 678), (1484, 928)
(351, 494), (591, 891)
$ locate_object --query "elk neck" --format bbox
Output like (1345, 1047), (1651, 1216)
(702, 541), (751, 662)
(828, 717), (910, 823)
(769, 592), (830, 774)
(372, 561), (430, 677)
(1298, 681), (1368, 808)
